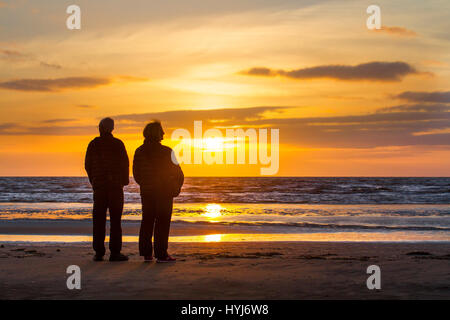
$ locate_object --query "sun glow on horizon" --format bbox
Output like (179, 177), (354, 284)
(202, 137), (225, 152)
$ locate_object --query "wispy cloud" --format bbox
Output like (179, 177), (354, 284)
(240, 61), (420, 82)
(0, 77), (111, 92)
(76, 104), (97, 109)
(40, 118), (77, 124)
(377, 103), (450, 113)
(114, 106), (288, 128)
(394, 91), (450, 103)
(413, 128), (450, 136)
(0, 49), (29, 62)
(0, 76), (147, 92)
(39, 61), (62, 70)
(0, 49), (63, 69)
(373, 26), (417, 37)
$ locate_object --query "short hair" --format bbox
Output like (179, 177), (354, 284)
(99, 117), (114, 134)
(143, 120), (164, 141)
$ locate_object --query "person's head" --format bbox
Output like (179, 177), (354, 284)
(143, 120), (164, 142)
(99, 117), (114, 135)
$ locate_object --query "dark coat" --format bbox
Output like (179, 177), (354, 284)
(85, 133), (129, 189)
(133, 140), (184, 197)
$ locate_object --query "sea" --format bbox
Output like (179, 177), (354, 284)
(0, 177), (449, 242)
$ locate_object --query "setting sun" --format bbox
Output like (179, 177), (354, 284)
(202, 137), (224, 152)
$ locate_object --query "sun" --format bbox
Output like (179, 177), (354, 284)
(202, 137), (224, 152)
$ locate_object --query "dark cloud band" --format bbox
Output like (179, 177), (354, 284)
(0, 77), (111, 92)
(395, 91), (450, 103)
(0, 104), (448, 149)
(240, 61), (419, 81)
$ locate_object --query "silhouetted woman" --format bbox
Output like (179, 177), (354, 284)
(133, 121), (184, 262)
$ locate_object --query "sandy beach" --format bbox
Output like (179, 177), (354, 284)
(1, 241), (449, 300)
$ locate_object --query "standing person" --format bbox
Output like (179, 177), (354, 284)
(85, 117), (129, 262)
(133, 121), (184, 263)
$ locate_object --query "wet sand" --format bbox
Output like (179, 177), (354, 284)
(0, 220), (279, 236)
(1, 242), (449, 299)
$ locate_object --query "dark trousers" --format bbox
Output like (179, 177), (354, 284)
(139, 194), (173, 258)
(92, 186), (124, 256)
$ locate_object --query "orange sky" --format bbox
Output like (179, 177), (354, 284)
(0, 0), (449, 176)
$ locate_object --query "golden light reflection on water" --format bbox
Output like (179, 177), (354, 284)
(203, 234), (222, 242)
(203, 204), (223, 219)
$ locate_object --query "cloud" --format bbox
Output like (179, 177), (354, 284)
(76, 104), (97, 109)
(114, 106), (288, 128)
(1, 104), (448, 149)
(0, 77), (110, 92)
(242, 106), (450, 148)
(0, 124), (95, 136)
(0, 49), (63, 69)
(240, 61), (420, 82)
(40, 118), (77, 124)
(413, 128), (450, 136)
(421, 60), (447, 67)
(394, 91), (450, 103)
(377, 103), (450, 113)
(0, 76), (146, 92)
(0, 49), (29, 62)
(374, 26), (417, 37)
(0, 123), (15, 130)
(0, 106), (288, 136)
(40, 61), (62, 69)
(241, 67), (274, 76)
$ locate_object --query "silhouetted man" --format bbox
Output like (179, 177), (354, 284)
(133, 121), (184, 263)
(85, 117), (129, 262)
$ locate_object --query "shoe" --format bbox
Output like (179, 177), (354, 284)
(93, 254), (104, 261)
(156, 255), (176, 263)
(109, 253), (129, 261)
(144, 255), (153, 262)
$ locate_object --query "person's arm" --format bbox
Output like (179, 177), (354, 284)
(84, 141), (94, 185)
(169, 149), (184, 194)
(119, 141), (129, 186)
(132, 149), (142, 186)
(174, 163), (184, 191)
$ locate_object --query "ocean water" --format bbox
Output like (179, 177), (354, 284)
(0, 177), (449, 242)
(1, 177), (449, 204)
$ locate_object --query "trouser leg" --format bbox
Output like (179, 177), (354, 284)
(92, 188), (107, 256)
(139, 195), (156, 256)
(154, 198), (173, 259)
(108, 187), (124, 255)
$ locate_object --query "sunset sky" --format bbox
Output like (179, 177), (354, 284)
(0, 0), (449, 176)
